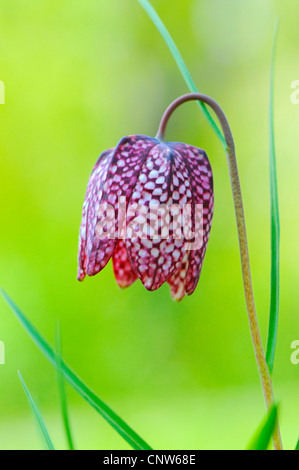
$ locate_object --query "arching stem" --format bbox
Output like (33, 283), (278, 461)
(156, 93), (282, 450)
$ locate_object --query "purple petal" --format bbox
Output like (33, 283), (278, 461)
(84, 136), (157, 278)
(169, 143), (214, 295)
(167, 253), (189, 301)
(125, 143), (193, 291)
(112, 239), (137, 288)
(77, 149), (114, 281)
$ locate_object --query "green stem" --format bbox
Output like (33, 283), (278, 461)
(157, 93), (283, 450)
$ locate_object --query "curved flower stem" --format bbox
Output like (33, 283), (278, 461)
(156, 93), (283, 450)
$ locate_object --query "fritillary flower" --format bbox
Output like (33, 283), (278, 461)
(78, 134), (213, 300)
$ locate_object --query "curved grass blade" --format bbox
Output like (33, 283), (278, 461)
(55, 323), (75, 450)
(247, 405), (278, 450)
(1, 290), (152, 450)
(266, 21), (280, 374)
(18, 371), (55, 450)
(295, 438), (299, 450)
(137, 0), (226, 150)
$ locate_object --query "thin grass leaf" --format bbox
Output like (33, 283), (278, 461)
(295, 438), (299, 450)
(137, 0), (226, 150)
(55, 323), (75, 450)
(2, 290), (152, 450)
(266, 21), (280, 374)
(18, 371), (55, 450)
(247, 405), (278, 450)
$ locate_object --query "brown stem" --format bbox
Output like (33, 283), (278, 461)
(157, 93), (282, 450)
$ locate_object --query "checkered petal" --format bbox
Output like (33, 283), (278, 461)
(112, 239), (137, 288)
(87, 135), (157, 275)
(169, 143), (214, 296)
(77, 149), (114, 281)
(125, 142), (193, 291)
(78, 134), (213, 300)
(167, 252), (190, 301)
(78, 136), (157, 280)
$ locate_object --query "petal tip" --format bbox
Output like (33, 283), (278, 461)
(171, 293), (185, 302)
(77, 270), (86, 281)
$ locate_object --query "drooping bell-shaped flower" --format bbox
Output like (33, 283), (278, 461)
(78, 133), (213, 300)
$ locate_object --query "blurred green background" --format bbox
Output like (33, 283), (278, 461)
(0, 0), (298, 450)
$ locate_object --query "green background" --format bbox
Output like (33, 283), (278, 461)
(0, 0), (298, 450)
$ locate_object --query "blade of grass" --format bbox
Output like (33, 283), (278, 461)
(18, 371), (55, 450)
(295, 438), (299, 450)
(266, 21), (280, 374)
(247, 405), (278, 450)
(2, 290), (152, 450)
(137, 0), (227, 150)
(55, 323), (75, 450)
